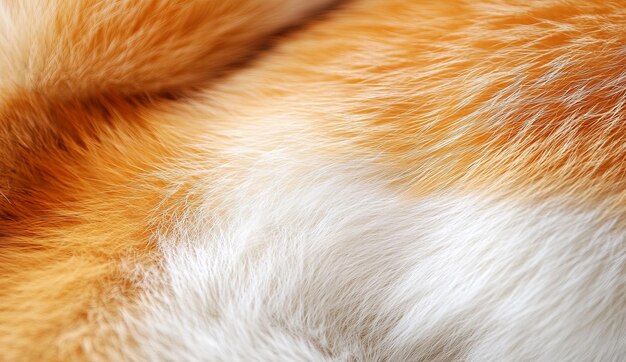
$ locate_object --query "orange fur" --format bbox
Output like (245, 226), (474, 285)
(0, 0), (334, 359)
(2, 0), (626, 360)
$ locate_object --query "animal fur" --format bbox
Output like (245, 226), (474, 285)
(1, 0), (625, 360)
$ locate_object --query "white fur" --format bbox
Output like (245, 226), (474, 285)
(88, 151), (626, 361)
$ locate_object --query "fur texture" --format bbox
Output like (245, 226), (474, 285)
(1, 0), (626, 360)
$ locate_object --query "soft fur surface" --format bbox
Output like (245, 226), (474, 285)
(1, 0), (626, 360)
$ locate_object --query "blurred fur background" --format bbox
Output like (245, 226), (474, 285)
(1, 1), (625, 360)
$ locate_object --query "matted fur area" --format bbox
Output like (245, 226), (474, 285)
(102, 155), (626, 361)
(2, 0), (626, 360)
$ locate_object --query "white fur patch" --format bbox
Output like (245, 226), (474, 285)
(101, 154), (626, 361)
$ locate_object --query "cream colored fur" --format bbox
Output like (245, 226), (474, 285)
(105, 155), (626, 360)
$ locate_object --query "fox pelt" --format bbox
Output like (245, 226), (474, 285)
(1, 0), (626, 360)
